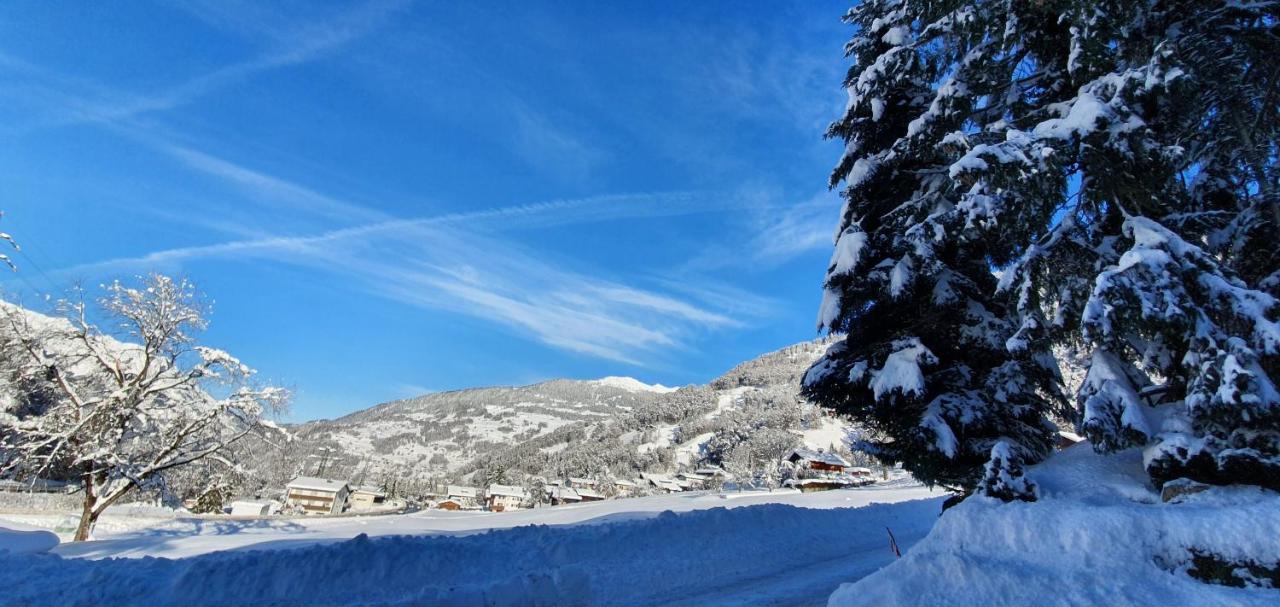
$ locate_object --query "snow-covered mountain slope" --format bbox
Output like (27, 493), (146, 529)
(294, 337), (849, 484)
(453, 337), (856, 484)
(294, 379), (669, 475)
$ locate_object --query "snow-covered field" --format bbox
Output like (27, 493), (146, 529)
(0, 484), (941, 606)
(7, 447), (1273, 606)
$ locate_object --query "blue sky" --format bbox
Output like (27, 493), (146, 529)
(0, 1), (852, 421)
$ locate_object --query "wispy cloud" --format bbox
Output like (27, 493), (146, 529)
(50, 192), (765, 365)
(154, 142), (390, 225)
(510, 103), (608, 183)
(678, 189), (839, 273)
(749, 191), (839, 263)
(2, 0), (409, 130)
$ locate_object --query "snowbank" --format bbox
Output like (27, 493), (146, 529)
(0, 521), (59, 554)
(35, 484), (933, 560)
(829, 445), (1280, 606)
(0, 496), (943, 606)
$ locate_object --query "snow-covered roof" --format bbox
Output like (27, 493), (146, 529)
(550, 486), (581, 501)
(567, 477), (596, 485)
(487, 484), (527, 499)
(678, 472), (711, 481)
(576, 488), (604, 499)
(287, 477), (350, 493)
(639, 473), (686, 492)
(352, 486), (386, 496)
(448, 485), (478, 498)
(230, 500), (271, 508)
(613, 479), (638, 487)
(788, 449), (850, 468)
(229, 500), (272, 515)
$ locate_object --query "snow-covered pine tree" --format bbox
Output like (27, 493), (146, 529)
(973, 1), (1280, 490)
(803, 0), (1068, 497)
(809, 0), (1278, 492)
(979, 441), (1037, 502)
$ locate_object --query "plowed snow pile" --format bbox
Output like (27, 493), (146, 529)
(829, 445), (1280, 606)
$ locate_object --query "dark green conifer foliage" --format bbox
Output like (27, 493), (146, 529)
(806, 0), (1279, 494)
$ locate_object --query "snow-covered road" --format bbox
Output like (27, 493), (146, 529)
(0, 485), (943, 606)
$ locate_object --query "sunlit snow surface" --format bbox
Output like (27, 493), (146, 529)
(1, 484), (939, 606)
(830, 445), (1280, 607)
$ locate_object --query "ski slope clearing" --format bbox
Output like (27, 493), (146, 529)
(830, 445), (1280, 606)
(0, 485), (940, 606)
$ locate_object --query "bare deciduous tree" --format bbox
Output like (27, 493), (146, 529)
(0, 274), (288, 540)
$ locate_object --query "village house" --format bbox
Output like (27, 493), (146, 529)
(575, 487), (605, 502)
(548, 485), (582, 505)
(285, 477), (351, 515)
(613, 479), (640, 496)
(786, 448), (852, 474)
(677, 471), (713, 489)
(485, 484), (528, 512)
(445, 485), (480, 509)
(566, 477), (596, 490)
(228, 500), (273, 516)
(640, 472), (684, 493)
(436, 498), (464, 511)
(783, 449), (876, 492)
(348, 486), (388, 511)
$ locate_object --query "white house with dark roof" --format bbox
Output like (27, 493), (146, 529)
(285, 477), (351, 515)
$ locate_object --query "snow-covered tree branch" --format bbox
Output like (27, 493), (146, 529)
(0, 274), (290, 540)
(807, 0), (1279, 498)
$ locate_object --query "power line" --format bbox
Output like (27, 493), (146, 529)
(17, 247), (63, 295)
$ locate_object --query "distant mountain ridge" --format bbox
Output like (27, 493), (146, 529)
(294, 378), (672, 475)
(293, 337), (852, 485)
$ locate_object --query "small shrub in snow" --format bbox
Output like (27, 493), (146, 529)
(978, 442), (1036, 503)
(1183, 550), (1280, 590)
